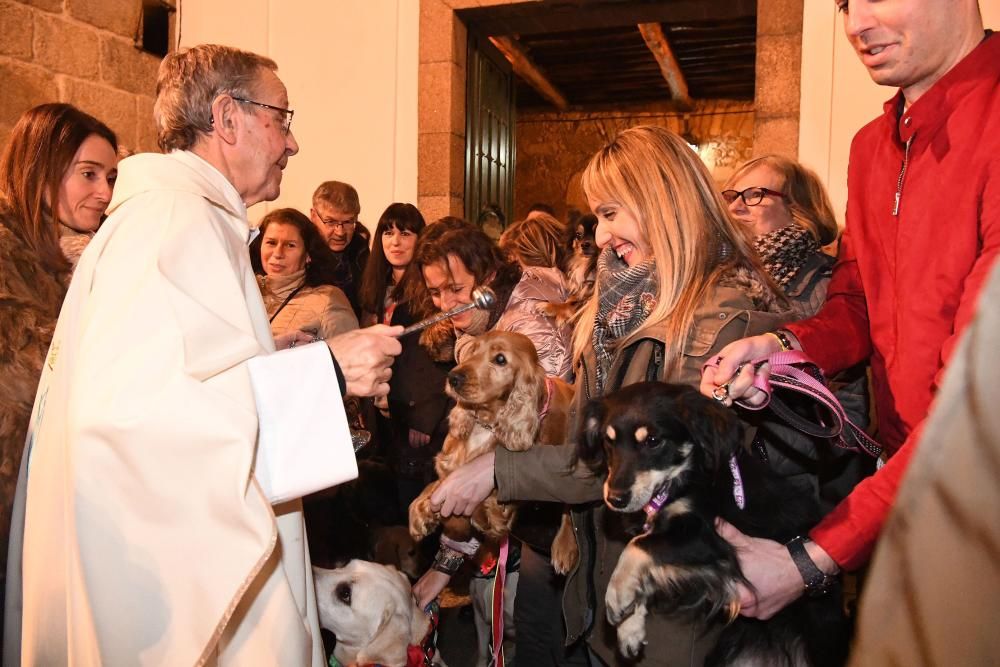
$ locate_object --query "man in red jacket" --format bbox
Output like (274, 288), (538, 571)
(701, 0), (998, 618)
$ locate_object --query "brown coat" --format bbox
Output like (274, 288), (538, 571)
(0, 212), (66, 607)
(258, 274), (358, 338)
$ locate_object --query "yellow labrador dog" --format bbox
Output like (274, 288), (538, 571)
(314, 560), (434, 667)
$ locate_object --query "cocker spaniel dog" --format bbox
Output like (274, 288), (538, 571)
(578, 382), (849, 666)
(314, 560), (435, 667)
(408, 330), (578, 574)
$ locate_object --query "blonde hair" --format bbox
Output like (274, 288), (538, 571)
(154, 44), (277, 152)
(573, 125), (767, 376)
(725, 154), (839, 245)
(499, 212), (573, 271)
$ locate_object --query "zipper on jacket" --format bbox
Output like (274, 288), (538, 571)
(892, 135), (914, 216)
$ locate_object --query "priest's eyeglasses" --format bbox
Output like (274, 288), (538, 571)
(721, 187), (786, 207)
(232, 97), (295, 134)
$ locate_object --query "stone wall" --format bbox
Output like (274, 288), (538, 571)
(0, 0), (162, 155)
(753, 0), (803, 157)
(514, 100), (754, 222)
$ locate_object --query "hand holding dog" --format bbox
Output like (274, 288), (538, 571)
(699, 334), (783, 407)
(715, 519), (837, 620)
(325, 324), (403, 398)
(430, 450), (496, 517)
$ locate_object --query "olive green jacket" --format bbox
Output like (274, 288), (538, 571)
(495, 280), (789, 666)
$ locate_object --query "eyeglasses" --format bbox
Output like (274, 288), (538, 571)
(721, 187), (786, 207)
(231, 96), (295, 134)
(318, 216), (357, 231)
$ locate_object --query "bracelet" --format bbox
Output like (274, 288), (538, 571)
(440, 535), (481, 556)
(432, 546), (466, 575)
(768, 330), (793, 351)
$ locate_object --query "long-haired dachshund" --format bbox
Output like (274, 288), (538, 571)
(578, 382), (849, 666)
(409, 331), (578, 574)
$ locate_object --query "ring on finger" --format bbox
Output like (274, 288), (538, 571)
(712, 384), (730, 402)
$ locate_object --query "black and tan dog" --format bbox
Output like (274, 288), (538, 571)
(578, 382), (849, 666)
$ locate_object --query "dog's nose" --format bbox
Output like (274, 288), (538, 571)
(447, 371), (465, 390)
(606, 489), (630, 509)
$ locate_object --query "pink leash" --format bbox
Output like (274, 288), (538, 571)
(730, 350), (882, 458)
(490, 536), (509, 666)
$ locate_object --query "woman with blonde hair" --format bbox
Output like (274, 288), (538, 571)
(723, 154), (840, 319)
(423, 125), (800, 665)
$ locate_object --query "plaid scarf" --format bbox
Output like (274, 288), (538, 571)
(592, 247), (658, 392)
(753, 224), (819, 288)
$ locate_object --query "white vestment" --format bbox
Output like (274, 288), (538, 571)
(11, 151), (353, 665)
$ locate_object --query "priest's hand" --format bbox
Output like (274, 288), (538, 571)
(326, 324), (403, 398)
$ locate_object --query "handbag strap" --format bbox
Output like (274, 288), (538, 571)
(735, 350), (882, 458)
(268, 282), (307, 324)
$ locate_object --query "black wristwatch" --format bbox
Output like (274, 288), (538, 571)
(786, 536), (837, 597)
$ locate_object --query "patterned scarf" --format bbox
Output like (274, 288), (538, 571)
(753, 224), (819, 288)
(592, 247), (658, 391)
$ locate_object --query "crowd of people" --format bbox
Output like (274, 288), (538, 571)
(0, 0), (996, 665)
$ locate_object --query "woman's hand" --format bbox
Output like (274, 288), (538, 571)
(430, 451), (496, 517)
(412, 569), (452, 611)
(699, 334), (784, 407)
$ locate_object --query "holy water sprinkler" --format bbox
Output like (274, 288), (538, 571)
(399, 286), (497, 337)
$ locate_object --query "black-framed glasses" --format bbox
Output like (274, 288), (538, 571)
(231, 96), (294, 134)
(316, 215), (357, 231)
(721, 187), (786, 207)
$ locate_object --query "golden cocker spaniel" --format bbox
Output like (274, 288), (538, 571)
(408, 330), (578, 574)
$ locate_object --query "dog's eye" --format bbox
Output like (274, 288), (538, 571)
(644, 435), (661, 448)
(335, 582), (352, 605)
(493, 353), (507, 366)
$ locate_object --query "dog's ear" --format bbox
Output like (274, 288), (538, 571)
(357, 604), (409, 666)
(575, 398), (608, 471)
(448, 403), (475, 440)
(677, 387), (743, 472)
(494, 361), (545, 451)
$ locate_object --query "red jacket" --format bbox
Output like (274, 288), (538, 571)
(786, 32), (1000, 570)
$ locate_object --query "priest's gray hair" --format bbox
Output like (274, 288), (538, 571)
(154, 44), (278, 152)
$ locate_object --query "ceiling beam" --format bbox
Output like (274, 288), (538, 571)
(489, 36), (569, 111)
(462, 0), (755, 36)
(637, 23), (691, 107)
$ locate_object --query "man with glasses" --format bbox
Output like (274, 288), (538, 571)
(6, 44), (402, 665)
(310, 180), (370, 317)
(701, 0), (998, 628)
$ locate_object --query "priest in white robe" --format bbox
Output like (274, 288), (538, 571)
(4, 44), (402, 666)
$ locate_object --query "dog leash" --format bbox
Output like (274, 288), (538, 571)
(709, 350), (882, 458)
(490, 536), (510, 666)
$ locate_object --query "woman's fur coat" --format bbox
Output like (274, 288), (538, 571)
(0, 212), (67, 605)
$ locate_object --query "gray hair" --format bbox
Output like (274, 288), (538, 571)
(153, 44), (277, 152)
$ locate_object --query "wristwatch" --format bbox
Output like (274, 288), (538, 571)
(786, 536), (837, 597)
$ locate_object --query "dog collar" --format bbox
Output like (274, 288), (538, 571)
(328, 603), (439, 667)
(538, 376), (555, 421)
(728, 453), (746, 510)
(642, 484), (671, 532)
(642, 454), (746, 531)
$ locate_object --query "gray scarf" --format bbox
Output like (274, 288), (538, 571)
(592, 247), (658, 392)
